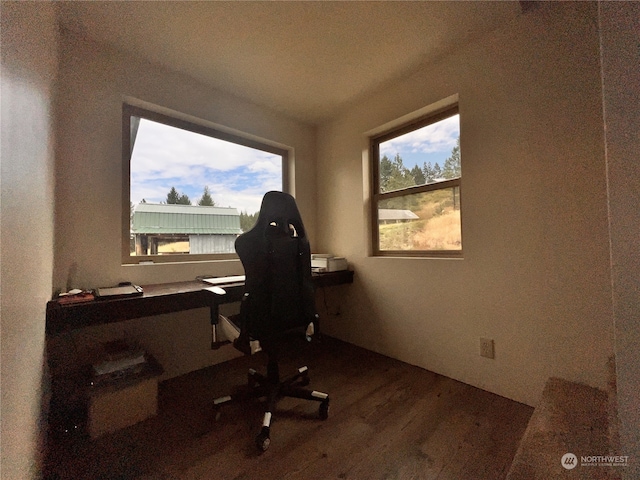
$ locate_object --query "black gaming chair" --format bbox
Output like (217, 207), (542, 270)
(214, 191), (330, 451)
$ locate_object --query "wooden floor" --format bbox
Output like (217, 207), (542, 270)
(45, 337), (533, 480)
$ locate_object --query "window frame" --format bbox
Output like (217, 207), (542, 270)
(121, 103), (289, 265)
(370, 105), (462, 258)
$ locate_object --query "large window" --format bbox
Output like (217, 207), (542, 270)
(371, 106), (461, 256)
(122, 104), (288, 264)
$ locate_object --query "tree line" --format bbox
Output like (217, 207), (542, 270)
(380, 137), (460, 192)
(165, 185), (215, 206)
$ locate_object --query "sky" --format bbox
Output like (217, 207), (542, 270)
(379, 114), (460, 171)
(130, 114), (459, 215)
(130, 118), (282, 214)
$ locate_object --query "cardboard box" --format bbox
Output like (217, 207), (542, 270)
(87, 353), (163, 439)
(88, 376), (158, 439)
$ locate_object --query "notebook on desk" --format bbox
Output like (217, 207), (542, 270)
(201, 275), (246, 286)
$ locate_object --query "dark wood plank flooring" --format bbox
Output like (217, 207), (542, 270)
(45, 337), (532, 479)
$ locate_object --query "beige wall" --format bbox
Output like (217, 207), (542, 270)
(599, 1), (640, 476)
(317, 2), (613, 407)
(1, 2), (58, 477)
(52, 29), (317, 378)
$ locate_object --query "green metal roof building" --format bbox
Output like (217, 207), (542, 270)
(132, 203), (242, 255)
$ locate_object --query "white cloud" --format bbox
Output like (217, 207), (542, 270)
(247, 159), (281, 174)
(131, 119), (278, 177)
(380, 114), (459, 157)
(129, 118), (282, 212)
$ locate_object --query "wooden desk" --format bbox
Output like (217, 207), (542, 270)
(46, 270), (354, 340)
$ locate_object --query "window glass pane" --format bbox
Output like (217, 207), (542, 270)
(378, 187), (461, 251)
(129, 116), (282, 257)
(379, 114), (460, 193)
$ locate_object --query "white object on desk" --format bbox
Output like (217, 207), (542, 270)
(202, 275), (245, 285)
(59, 288), (83, 296)
(311, 255), (348, 272)
(205, 286), (227, 295)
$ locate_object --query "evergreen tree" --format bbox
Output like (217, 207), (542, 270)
(167, 186), (192, 205)
(442, 137), (461, 179)
(410, 165), (425, 185)
(379, 154), (394, 192)
(423, 162), (435, 183)
(166, 187), (180, 204)
(198, 186), (215, 206)
(433, 162), (442, 180)
(177, 194), (191, 205)
(378, 153), (424, 210)
(385, 153), (415, 192)
(239, 211), (259, 232)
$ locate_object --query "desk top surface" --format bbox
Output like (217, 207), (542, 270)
(46, 270), (353, 335)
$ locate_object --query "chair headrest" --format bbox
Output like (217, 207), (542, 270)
(250, 191), (306, 239)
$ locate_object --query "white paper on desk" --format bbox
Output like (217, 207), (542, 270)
(202, 275), (245, 286)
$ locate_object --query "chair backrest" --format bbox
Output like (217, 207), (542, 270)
(235, 191), (316, 341)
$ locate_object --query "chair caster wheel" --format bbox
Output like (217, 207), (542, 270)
(256, 427), (270, 452)
(319, 400), (330, 420)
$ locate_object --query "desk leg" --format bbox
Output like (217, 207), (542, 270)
(209, 301), (231, 350)
(210, 302), (219, 349)
(209, 303), (219, 350)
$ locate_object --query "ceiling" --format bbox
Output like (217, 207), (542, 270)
(57, 1), (523, 125)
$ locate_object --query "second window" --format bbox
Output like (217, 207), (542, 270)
(371, 105), (462, 256)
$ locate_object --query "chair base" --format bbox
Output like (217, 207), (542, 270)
(213, 361), (330, 452)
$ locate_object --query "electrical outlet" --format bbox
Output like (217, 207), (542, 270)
(480, 338), (495, 359)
